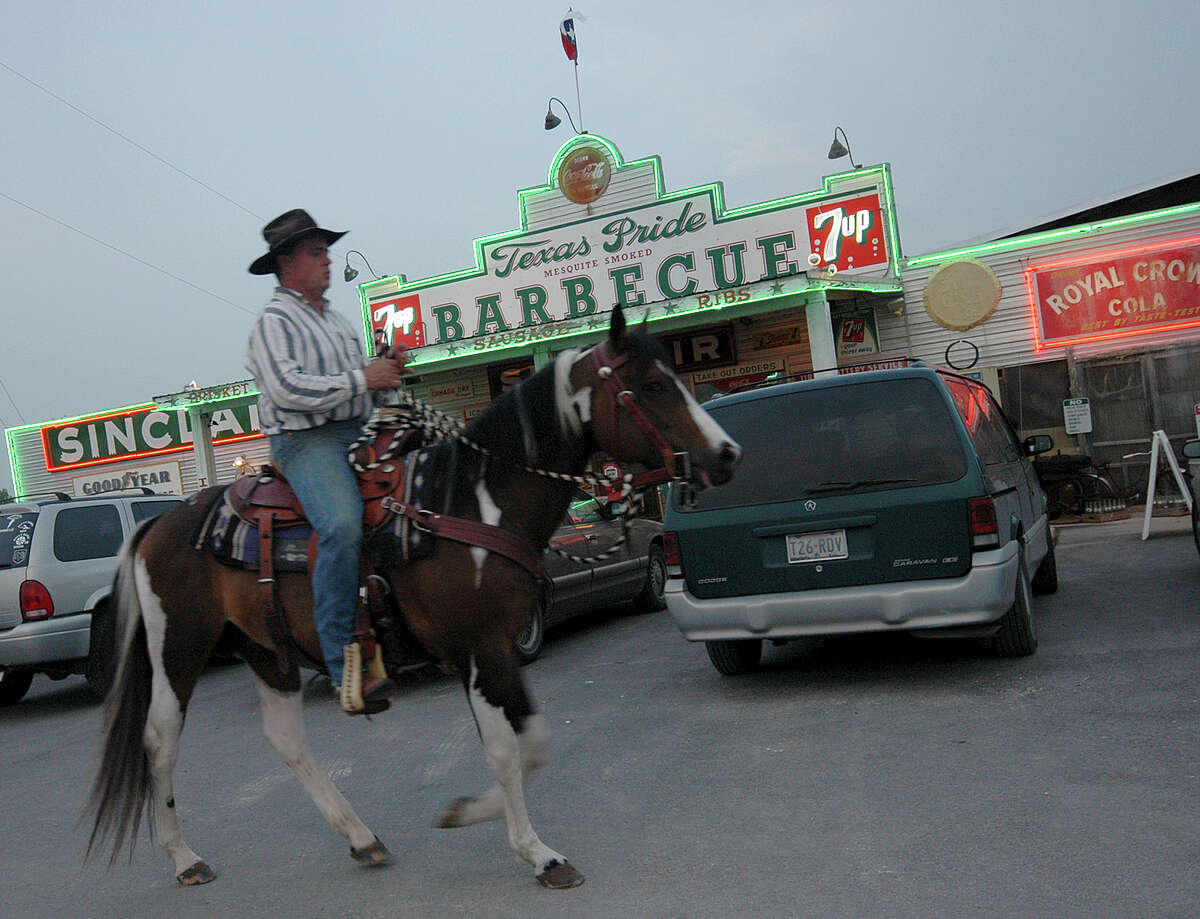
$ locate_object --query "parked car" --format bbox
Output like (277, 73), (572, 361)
(1183, 440), (1200, 558)
(0, 489), (182, 704)
(515, 489), (666, 663)
(663, 362), (1057, 675)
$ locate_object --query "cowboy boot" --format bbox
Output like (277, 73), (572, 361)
(340, 642), (397, 715)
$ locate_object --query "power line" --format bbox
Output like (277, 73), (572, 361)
(0, 57), (264, 222)
(0, 377), (24, 423)
(0, 189), (255, 316)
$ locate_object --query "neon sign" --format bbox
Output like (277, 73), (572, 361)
(1024, 234), (1200, 350)
(360, 134), (901, 359)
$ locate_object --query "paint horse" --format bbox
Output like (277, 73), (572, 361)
(86, 307), (740, 890)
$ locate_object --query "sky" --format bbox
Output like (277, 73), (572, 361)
(2, 0), (1196, 491)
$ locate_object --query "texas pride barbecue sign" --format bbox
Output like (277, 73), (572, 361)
(360, 135), (898, 360)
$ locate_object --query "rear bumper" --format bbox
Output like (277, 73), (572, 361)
(0, 613), (91, 668)
(666, 542), (1018, 640)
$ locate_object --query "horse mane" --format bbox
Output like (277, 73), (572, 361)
(463, 355), (584, 471)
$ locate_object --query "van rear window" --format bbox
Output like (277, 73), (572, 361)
(0, 513), (38, 568)
(682, 378), (968, 511)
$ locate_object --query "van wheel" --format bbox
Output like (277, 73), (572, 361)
(705, 639), (762, 675)
(514, 592), (546, 666)
(84, 604), (116, 701)
(0, 669), (35, 706)
(632, 546), (667, 613)
(992, 549), (1038, 657)
(1031, 530), (1059, 596)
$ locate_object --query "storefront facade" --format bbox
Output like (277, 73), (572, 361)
(6, 134), (904, 497)
(887, 186), (1200, 497)
(357, 134), (903, 411)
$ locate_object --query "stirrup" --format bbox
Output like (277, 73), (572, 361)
(340, 642), (396, 715)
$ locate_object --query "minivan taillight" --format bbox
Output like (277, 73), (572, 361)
(663, 531), (683, 577)
(967, 497), (1000, 549)
(20, 580), (54, 621)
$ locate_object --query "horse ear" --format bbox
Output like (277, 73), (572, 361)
(608, 305), (626, 345)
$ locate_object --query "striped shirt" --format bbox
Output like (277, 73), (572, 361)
(245, 287), (372, 435)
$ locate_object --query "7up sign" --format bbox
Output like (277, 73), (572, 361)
(806, 193), (887, 271)
(372, 294), (425, 350)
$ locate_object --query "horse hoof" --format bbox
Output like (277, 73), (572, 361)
(177, 861), (217, 886)
(350, 837), (392, 867)
(537, 860), (585, 889)
(434, 796), (474, 828)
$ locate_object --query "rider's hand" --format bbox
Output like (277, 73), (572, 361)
(364, 355), (405, 391)
(385, 344), (409, 372)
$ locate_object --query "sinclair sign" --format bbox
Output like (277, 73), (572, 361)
(362, 134), (899, 363)
(41, 403), (264, 471)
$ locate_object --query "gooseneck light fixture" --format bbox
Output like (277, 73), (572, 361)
(544, 96), (583, 134)
(827, 126), (861, 169)
(343, 249), (381, 283)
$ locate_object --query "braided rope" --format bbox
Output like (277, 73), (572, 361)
(349, 390), (646, 564)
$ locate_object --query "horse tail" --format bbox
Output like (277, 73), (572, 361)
(85, 515), (159, 865)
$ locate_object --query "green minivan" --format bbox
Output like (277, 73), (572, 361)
(663, 363), (1057, 675)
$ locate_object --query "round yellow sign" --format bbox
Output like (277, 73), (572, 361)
(558, 146), (611, 205)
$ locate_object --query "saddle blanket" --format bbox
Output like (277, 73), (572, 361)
(203, 429), (449, 573)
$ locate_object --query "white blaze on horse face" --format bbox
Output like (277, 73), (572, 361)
(472, 481), (502, 587)
(555, 347), (592, 434)
(657, 359), (738, 451)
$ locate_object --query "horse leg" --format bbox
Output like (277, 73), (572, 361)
(439, 652), (583, 889)
(250, 675), (391, 866)
(136, 568), (216, 885)
(435, 710), (551, 826)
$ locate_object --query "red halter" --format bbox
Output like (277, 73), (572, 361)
(587, 342), (688, 487)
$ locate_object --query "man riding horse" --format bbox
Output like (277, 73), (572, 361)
(245, 209), (406, 714)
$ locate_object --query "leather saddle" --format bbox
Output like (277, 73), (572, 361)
(227, 424), (425, 533)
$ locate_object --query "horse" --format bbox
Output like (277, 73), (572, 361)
(86, 306), (741, 890)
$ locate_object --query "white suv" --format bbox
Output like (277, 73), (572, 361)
(0, 489), (181, 705)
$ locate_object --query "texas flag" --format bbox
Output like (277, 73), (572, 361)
(560, 12), (578, 61)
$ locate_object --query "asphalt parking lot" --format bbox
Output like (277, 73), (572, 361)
(2, 514), (1197, 919)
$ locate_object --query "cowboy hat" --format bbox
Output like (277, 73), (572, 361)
(248, 209), (348, 275)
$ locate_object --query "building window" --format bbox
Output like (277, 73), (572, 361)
(998, 360), (1069, 433)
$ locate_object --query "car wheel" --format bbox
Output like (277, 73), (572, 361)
(632, 545), (668, 613)
(704, 639), (762, 675)
(1031, 529), (1059, 596)
(0, 669), (35, 706)
(992, 548), (1038, 657)
(84, 603), (116, 702)
(514, 591), (546, 666)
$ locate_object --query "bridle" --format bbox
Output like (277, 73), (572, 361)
(586, 341), (691, 490)
(347, 341), (699, 563)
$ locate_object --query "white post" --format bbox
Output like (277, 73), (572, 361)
(189, 408), (217, 490)
(806, 291), (838, 378)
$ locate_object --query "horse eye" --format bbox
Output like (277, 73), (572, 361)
(643, 380), (666, 394)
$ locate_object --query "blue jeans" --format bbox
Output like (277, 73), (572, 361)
(270, 421), (364, 686)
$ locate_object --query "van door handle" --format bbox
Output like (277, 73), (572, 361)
(752, 515), (877, 537)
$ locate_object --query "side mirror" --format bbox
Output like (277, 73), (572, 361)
(1023, 434), (1054, 456)
(1182, 439), (1200, 460)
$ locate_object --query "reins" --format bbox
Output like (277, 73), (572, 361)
(348, 345), (683, 564)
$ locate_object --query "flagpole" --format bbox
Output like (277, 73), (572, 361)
(574, 61), (584, 133)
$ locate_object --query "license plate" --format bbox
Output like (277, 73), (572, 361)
(786, 529), (848, 564)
